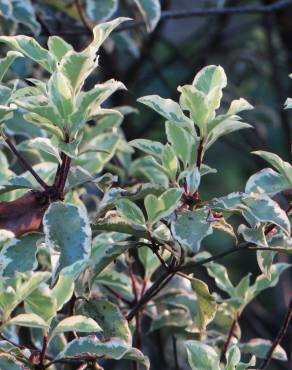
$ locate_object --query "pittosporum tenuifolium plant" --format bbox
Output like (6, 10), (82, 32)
(0, 17), (291, 370)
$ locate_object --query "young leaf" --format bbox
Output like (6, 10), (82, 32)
(48, 71), (73, 119)
(43, 202), (91, 280)
(185, 167), (201, 195)
(227, 98), (253, 115)
(130, 138), (164, 158)
(165, 121), (193, 167)
(192, 65), (227, 95)
(190, 278), (217, 331)
(47, 36), (73, 62)
(171, 209), (213, 254)
(185, 340), (220, 370)
(162, 144), (178, 181)
(178, 85), (209, 131)
(116, 199), (146, 226)
(144, 188), (182, 226)
(60, 51), (97, 96)
(138, 95), (192, 126)
(82, 17), (130, 56)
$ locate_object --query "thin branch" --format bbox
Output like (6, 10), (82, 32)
(172, 335), (180, 370)
(74, 0), (93, 31)
(220, 312), (239, 362)
(115, 0), (292, 32)
(126, 242), (292, 321)
(39, 331), (48, 370)
(259, 299), (292, 369)
(4, 137), (49, 190)
(104, 285), (133, 306)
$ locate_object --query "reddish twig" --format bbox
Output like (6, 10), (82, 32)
(259, 299), (292, 369)
(39, 331), (48, 369)
(104, 285), (133, 306)
(5, 137), (49, 190)
(74, 0), (93, 31)
(220, 313), (239, 361)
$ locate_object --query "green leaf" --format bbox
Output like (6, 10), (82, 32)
(190, 278), (217, 331)
(206, 260), (235, 296)
(185, 167), (200, 195)
(242, 193), (290, 236)
(150, 308), (190, 332)
(178, 85), (209, 131)
(192, 65), (227, 95)
(0, 355), (23, 370)
(60, 51), (97, 96)
(205, 116), (252, 150)
(145, 188), (182, 226)
(24, 288), (57, 322)
(48, 71), (73, 119)
(86, 0), (118, 22)
(133, 0), (161, 32)
(18, 137), (61, 163)
(0, 51), (23, 82)
(50, 315), (102, 341)
(47, 36), (73, 62)
(52, 260), (88, 311)
(43, 202), (91, 280)
(245, 168), (290, 195)
(0, 35), (55, 72)
(92, 211), (148, 238)
(165, 121), (194, 167)
(0, 175), (35, 195)
(171, 209), (213, 254)
(138, 246), (170, 281)
(245, 263), (290, 305)
(138, 95), (192, 126)
(90, 233), (131, 278)
(185, 340), (220, 370)
(8, 313), (49, 329)
(116, 199), (146, 226)
(227, 98), (253, 115)
(82, 17), (130, 56)
(240, 338), (287, 361)
(238, 224), (267, 248)
(162, 144), (178, 181)
(252, 151), (292, 185)
(56, 336), (150, 369)
(0, 105), (17, 124)
(130, 138), (164, 158)
(77, 299), (132, 344)
(0, 233), (40, 277)
(225, 345), (241, 370)
(11, 0), (41, 35)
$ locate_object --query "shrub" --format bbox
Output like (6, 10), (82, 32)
(0, 17), (291, 370)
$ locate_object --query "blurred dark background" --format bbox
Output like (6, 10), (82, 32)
(1, 0), (291, 369)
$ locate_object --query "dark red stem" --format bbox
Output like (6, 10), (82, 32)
(5, 137), (49, 190)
